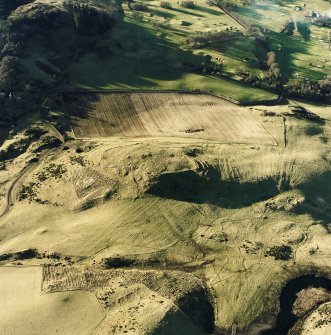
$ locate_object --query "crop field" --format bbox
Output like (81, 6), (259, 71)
(66, 92), (275, 145)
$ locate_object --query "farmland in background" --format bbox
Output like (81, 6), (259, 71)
(67, 0), (279, 103)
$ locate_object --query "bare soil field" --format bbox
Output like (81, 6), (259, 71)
(66, 92), (276, 145)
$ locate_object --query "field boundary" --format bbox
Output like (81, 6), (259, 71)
(61, 88), (281, 107)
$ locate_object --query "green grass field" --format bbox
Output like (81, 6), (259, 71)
(66, 0), (330, 102)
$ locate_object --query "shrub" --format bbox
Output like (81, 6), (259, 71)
(102, 256), (135, 268)
(160, 1), (172, 9)
(287, 77), (331, 103)
(131, 11), (144, 20)
(18, 182), (37, 201)
(180, 1), (195, 9)
(131, 3), (149, 11)
(187, 30), (243, 47)
(297, 21), (310, 40)
(32, 135), (62, 153)
(15, 249), (39, 260)
(265, 245), (292, 260)
(24, 125), (47, 139)
(280, 20), (295, 36)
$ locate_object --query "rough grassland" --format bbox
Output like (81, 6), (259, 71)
(67, 92), (276, 145)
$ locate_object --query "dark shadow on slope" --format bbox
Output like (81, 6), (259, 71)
(68, 18), (215, 89)
(64, 92), (100, 119)
(176, 286), (214, 333)
(150, 285), (214, 335)
(63, 92), (104, 133)
(0, 127), (11, 147)
(171, 7), (204, 18)
(295, 170), (331, 226)
(195, 5), (222, 16)
(147, 170), (279, 208)
(64, 91), (149, 136)
(150, 310), (208, 335)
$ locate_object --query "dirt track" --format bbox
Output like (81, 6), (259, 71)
(0, 148), (57, 219)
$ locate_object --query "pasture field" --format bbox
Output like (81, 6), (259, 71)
(66, 92), (276, 145)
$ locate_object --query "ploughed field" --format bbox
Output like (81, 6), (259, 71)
(66, 92), (276, 145)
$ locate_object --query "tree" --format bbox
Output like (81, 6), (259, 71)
(127, 0), (134, 10)
(63, 1), (114, 36)
(280, 21), (295, 36)
(0, 56), (20, 98)
(1, 41), (22, 57)
(266, 51), (276, 66)
(0, 0), (32, 18)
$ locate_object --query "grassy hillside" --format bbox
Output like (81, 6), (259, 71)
(0, 1), (330, 334)
(0, 98), (330, 332)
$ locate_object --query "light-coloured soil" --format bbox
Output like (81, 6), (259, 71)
(0, 266), (104, 335)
